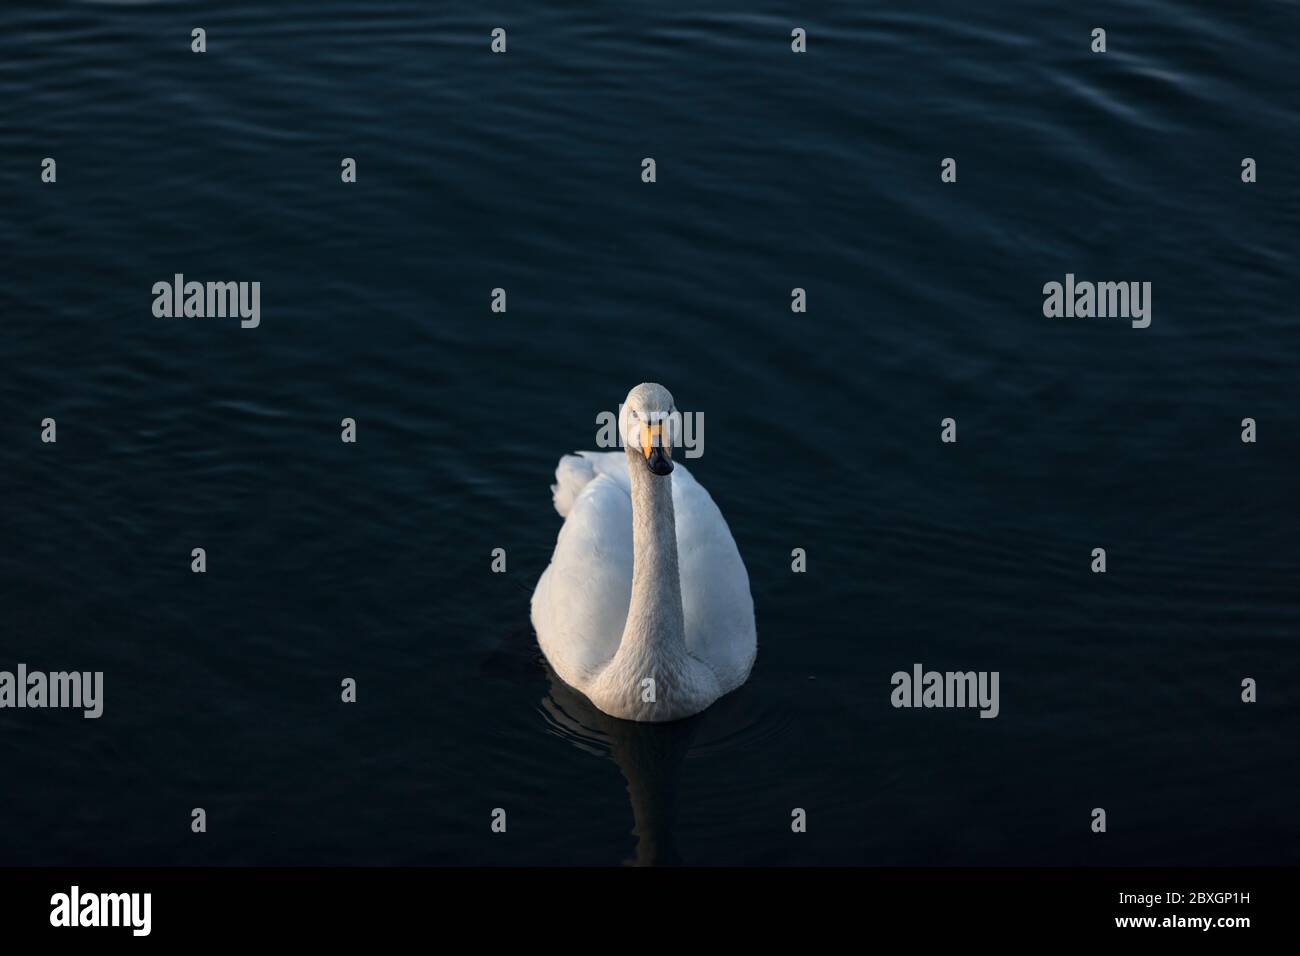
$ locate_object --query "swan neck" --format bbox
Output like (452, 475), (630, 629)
(620, 450), (686, 660)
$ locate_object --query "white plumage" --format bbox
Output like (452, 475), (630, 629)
(531, 385), (756, 721)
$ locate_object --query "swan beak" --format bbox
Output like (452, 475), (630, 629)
(640, 422), (674, 476)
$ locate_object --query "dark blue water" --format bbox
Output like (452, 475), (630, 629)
(2, 0), (1297, 865)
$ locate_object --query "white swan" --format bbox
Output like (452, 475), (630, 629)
(531, 383), (757, 722)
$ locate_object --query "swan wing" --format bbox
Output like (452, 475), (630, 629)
(532, 460), (634, 687)
(671, 465), (757, 693)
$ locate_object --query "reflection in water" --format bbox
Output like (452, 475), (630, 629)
(542, 664), (781, 866)
(542, 666), (701, 865)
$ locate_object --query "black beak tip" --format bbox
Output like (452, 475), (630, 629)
(648, 455), (674, 476)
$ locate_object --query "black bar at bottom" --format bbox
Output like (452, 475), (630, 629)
(0, 867), (1286, 941)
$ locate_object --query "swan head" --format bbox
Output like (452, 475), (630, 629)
(620, 382), (676, 477)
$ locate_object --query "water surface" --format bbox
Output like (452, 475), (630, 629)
(1, 0), (1297, 865)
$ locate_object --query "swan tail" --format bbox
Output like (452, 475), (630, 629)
(551, 453), (596, 517)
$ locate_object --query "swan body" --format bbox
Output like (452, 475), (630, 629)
(531, 384), (756, 722)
